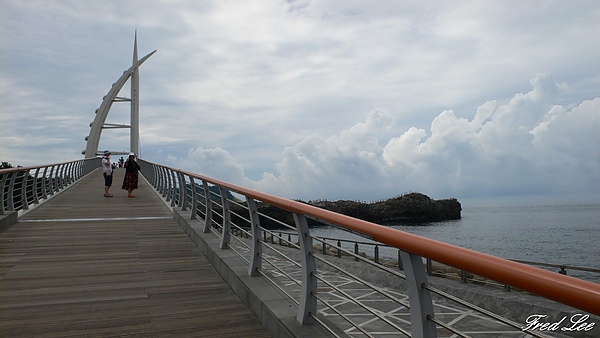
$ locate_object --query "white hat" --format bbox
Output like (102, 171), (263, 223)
(128, 152), (135, 157)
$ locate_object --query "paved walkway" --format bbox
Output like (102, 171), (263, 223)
(0, 169), (270, 337)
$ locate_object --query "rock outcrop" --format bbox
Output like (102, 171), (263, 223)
(308, 193), (462, 224)
(232, 192), (461, 229)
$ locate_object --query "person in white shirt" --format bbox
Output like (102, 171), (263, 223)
(102, 150), (114, 197)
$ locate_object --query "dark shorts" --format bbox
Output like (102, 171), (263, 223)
(103, 172), (113, 187)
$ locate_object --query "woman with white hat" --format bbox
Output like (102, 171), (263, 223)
(102, 150), (113, 197)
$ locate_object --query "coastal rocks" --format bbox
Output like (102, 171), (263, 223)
(308, 192), (462, 224)
(234, 192), (461, 229)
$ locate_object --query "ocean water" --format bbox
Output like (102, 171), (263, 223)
(310, 202), (600, 283)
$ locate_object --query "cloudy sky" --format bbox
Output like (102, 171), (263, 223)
(2, 1), (599, 203)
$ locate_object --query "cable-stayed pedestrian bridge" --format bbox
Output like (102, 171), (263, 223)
(2, 35), (599, 337)
(1, 158), (599, 337)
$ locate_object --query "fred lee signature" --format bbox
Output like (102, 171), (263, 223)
(523, 314), (595, 332)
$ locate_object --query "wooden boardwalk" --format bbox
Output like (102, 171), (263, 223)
(0, 168), (270, 337)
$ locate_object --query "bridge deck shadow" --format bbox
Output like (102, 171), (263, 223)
(0, 168), (270, 337)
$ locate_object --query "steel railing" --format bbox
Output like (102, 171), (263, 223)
(0, 158), (100, 215)
(139, 158), (600, 337)
(259, 230), (600, 284)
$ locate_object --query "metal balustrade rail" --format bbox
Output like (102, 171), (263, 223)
(0, 158), (100, 216)
(139, 159), (600, 337)
(259, 231), (600, 286)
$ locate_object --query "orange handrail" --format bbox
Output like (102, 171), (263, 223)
(154, 164), (600, 316)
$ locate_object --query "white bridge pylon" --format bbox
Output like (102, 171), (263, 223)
(83, 32), (156, 158)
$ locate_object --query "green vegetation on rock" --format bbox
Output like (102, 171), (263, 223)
(308, 193), (461, 224)
(229, 192), (461, 229)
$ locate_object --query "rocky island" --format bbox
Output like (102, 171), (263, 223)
(232, 192), (461, 229)
(308, 192), (462, 224)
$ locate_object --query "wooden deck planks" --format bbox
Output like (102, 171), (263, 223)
(1, 169), (270, 337)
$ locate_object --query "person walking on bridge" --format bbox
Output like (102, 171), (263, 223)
(122, 152), (140, 198)
(102, 150), (113, 197)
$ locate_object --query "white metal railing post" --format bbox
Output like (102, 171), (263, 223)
(48, 165), (56, 196)
(164, 166), (172, 199)
(189, 176), (198, 219)
(62, 163), (70, 186)
(293, 213), (317, 324)
(164, 167), (172, 201)
(77, 160), (83, 179)
(202, 181), (213, 233)
(53, 164), (60, 190)
(156, 165), (162, 188)
(62, 163), (68, 187)
(148, 163), (160, 189)
(399, 250), (437, 337)
(19, 170), (30, 210)
(71, 161), (78, 182)
(75, 161), (81, 180)
(154, 164), (161, 192)
(62, 163), (69, 187)
(159, 166), (168, 198)
(7, 172), (17, 211)
(147, 163), (155, 186)
(56, 163), (63, 190)
(169, 169), (177, 206)
(41, 167), (49, 200)
(161, 166), (167, 193)
(219, 186), (231, 249)
(57, 163), (65, 190)
(64, 162), (70, 186)
(63, 163), (73, 188)
(73, 161), (79, 181)
(154, 164), (160, 188)
(162, 166), (169, 198)
(246, 197), (262, 277)
(75, 160), (83, 180)
(177, 172), (187, 210)
(65, 162), (73, 185)
(0, 172), (9, 214)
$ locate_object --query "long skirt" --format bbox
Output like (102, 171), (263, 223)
(122, 172), (139, 190)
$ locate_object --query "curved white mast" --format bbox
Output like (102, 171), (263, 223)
(130, 31), (140, 156)
(83, 32), (156, 158)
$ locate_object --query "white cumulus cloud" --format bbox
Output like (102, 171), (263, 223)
(172, 73), (599, 201)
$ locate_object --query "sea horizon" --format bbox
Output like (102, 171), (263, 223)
(311, 198), (600, 283)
